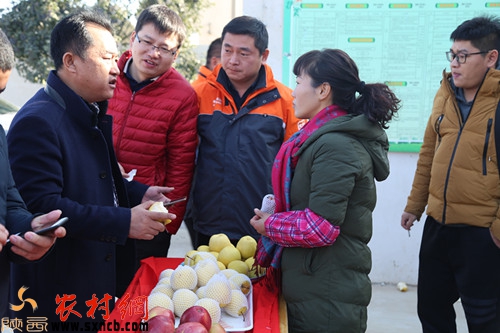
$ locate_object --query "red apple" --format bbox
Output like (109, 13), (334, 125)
(209, 323), (226, 333)
(148, 306), (175, 323)
(179, 305), (212, 331)
(176, 322), (208, 333)
(147, 314), (175, 333)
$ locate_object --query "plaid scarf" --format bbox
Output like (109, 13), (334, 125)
(256, 105), (347, 268)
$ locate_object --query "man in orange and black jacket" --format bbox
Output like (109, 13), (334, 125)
(191, 16), (302, 247)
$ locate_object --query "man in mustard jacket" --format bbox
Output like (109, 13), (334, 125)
(401, 16), (500, 333)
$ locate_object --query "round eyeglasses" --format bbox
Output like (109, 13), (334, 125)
(135, 34), (177, 57)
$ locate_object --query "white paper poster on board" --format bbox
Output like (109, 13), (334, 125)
(283, 1), (500, 151)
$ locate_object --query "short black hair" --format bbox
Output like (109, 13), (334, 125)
(135, 5), (186, 49)
(451, 16), (500, 64)
(205, 38), (221, 66)
(50, 11), (113, 70)
(221, 16), (268, 55)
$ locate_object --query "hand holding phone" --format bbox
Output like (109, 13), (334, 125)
(163, 196), (187, 207)
(6, 217), (68, 243)
(33, 217), (69, 236)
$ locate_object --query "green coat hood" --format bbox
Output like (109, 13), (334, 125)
(297, 113), (390, 181)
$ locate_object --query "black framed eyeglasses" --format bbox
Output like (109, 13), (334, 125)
(445, 51), (489, 64)
(135, 34), (177, 57)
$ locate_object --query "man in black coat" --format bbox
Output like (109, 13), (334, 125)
(6, 11), (175, 333)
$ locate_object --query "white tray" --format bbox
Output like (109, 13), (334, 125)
(174, 291), (253, 332)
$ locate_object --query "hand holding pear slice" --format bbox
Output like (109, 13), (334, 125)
(148, 202), (172, 224)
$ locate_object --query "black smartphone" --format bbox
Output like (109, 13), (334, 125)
(34, 217), (69, 235)
(6, 217), (68, 243)
(163, 197), (187, 207)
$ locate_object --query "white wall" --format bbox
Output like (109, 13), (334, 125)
(370, 153), (424, 284)
(0, 68), (43, 130)
(1, 68), (42, 108)
(243, 0), (423, 284)
(243, 1), (284, 81)
(193, 0), (244, 63)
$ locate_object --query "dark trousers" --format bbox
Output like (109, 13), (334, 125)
(418, 216), (500, 333)
(135, 230), (172, 269)
(194, 232), (211, 249)
(183, 196), (198, 249)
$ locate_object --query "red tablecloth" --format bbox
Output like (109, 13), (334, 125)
(99, 257), (281, 332)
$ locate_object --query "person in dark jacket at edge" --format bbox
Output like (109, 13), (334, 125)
(0, 27), (66, 330)
(6, 11), (176, 333)
(184, 36), (223, 249)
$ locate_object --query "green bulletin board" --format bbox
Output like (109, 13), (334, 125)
(283, 1), (500, 152)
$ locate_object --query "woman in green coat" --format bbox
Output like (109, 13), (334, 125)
(250, 49), (400, 333)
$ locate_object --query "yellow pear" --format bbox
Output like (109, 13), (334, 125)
(236, 235), (257, 260)
(197, 245), (210, 252)
(159, 268), (174, 280)
(170, 265), (197, 290)
(195, 258), (220, 287)
(209, 323), (227, 333)
(184, 250), (199, 266)
(192, 252), (217, 266)
(196, 285), (207, 299)
(218, 245), (241, 267)
(245, 257), (266, 279)
(172, 288), (199, 317)
(195, 298), (222, 324)
(224, 290), (248, 317)
(150, 283), (174, 299)
(148, 202), (171, 224)
(209, 233), (232, 252)
(229, 273), (252, 295)
(147, 292), (174, 312)
(227, 260), (249, 275)
(205, 273), (232, 307)
(244, 257), (255, 270)
(220, 269), (238, 280)
(217, 261), (226, 270)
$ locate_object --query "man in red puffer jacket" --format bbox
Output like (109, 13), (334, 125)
(108, 4), (198, 268)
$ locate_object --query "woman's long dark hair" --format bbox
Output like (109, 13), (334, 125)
(293, 49), (400, 129)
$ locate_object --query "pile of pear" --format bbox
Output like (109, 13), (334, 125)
(146, 234), (264, 325)
(185, 233), (265, 279)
